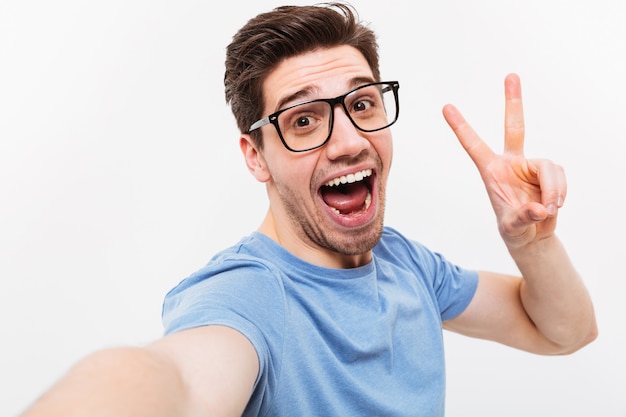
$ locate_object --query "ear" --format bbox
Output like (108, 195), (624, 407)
(240, 134), (271, 183)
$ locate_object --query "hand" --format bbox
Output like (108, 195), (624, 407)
(442, 73), (566, 249)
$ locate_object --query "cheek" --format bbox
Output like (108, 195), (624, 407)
(374, 135), (393, 171)
(267, 154), (318, 193)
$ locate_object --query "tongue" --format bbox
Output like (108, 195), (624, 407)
(321, 182), (369, 214)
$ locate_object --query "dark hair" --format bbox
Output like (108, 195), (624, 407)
(224, 2), (380, 149)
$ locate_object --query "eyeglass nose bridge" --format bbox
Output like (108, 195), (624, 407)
(323, 94), (359, 139)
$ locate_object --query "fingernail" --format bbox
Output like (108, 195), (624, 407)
(547, 204), (557, 215)
(530, 211), (544, 221)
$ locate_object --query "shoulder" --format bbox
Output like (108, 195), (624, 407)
(162, 233), (288, 336)
(375, 226), (439, 268)
(375, 226), (478, 302)
(166, 233), (286, 299)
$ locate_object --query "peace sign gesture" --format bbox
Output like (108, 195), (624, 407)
(442, 74), (566, 249)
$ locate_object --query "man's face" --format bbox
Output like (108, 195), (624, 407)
(242, 45), (393, 268)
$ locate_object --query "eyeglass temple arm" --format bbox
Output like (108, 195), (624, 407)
(249, 116), (271, 132)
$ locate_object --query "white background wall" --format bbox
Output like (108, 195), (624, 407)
(1, 1), (624, 415)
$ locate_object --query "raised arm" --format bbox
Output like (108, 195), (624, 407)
(19, 325), (259, 417)
(441, 74), (597, 355)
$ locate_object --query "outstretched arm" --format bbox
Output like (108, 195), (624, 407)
(19, 325), (259, 417)
(442, 74), (597, 354)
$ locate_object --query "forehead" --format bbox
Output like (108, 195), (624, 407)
(262, 45), (374, 112)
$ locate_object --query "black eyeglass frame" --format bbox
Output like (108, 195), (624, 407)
(247, 81), (400, 152)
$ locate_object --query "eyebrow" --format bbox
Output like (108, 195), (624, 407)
(275, 86), (319, 112)
(273, 76), (376, 112)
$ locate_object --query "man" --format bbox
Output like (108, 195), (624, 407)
(21, 3), (597, 417)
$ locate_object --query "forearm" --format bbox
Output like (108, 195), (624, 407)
(20, 347), (195, 417)
(510, 234), (597, 352)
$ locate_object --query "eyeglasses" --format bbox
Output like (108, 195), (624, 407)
(248, 81), (400, 152)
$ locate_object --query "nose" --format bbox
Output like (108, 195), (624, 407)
(324, 105), (371, 160)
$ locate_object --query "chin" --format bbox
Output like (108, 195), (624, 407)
(313, 214), (385, 256)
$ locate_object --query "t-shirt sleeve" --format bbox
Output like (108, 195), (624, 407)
(427, 250), (478, 321)
(161, 255), (286, 414)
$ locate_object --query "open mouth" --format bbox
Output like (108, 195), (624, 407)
(320, 169), (373, 216)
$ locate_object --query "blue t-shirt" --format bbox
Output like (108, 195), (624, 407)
(162, 226), (478, 416)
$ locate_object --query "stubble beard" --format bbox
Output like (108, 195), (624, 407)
(276, 177), (386, 257)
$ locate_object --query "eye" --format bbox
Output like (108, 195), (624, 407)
(352, 99), (372, 112)
(280, 101), (327, 135)
(295, 115), (314, 128)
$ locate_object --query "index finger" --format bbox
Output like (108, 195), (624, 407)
(504, 73), (525, 155)
(442, 103), (495, 171)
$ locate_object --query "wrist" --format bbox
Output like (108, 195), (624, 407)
(506, 233), (561, 264)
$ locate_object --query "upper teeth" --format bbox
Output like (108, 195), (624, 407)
(325, 169), (372, 187)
